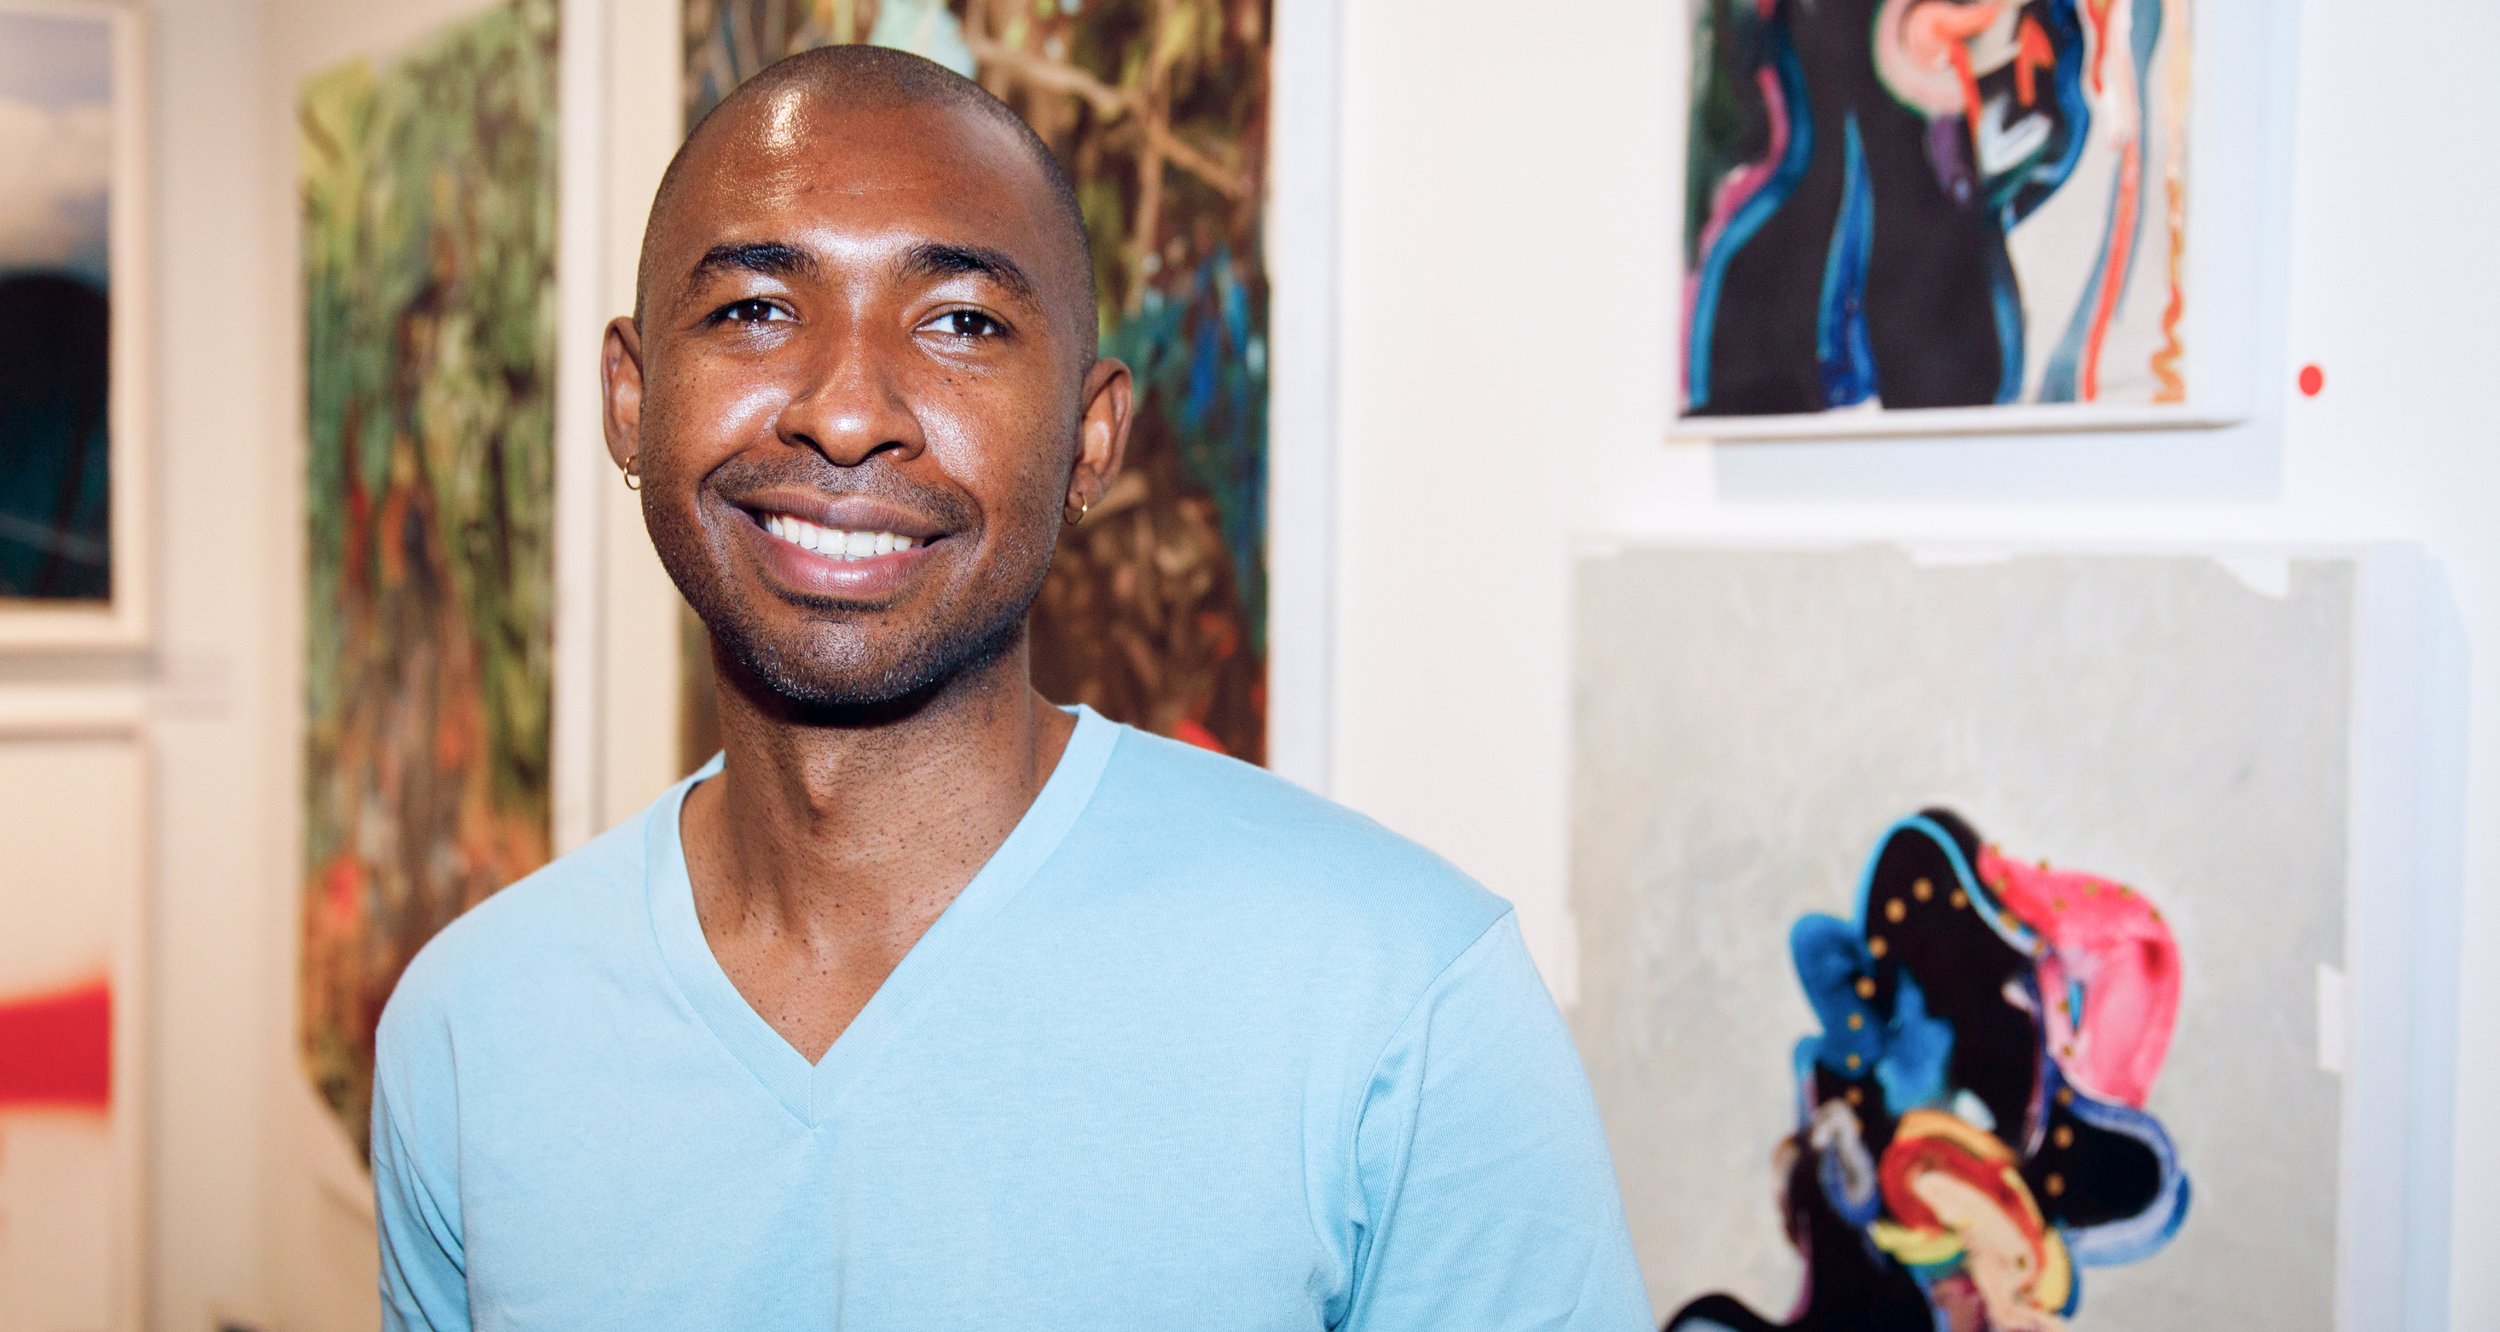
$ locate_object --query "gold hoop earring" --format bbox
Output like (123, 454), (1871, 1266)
(1065, 498), (1091, 526)
(622, 456), (641, 491)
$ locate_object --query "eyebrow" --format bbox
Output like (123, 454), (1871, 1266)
(896, 240), (1039, 305)
(682, 240), (820, 294)
(677, 237), (1044, 310)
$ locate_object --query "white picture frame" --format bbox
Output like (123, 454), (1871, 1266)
(0, 0), (150, 648)
(1666, 0), (2285, 442)
(1265, 0), (1342, 794)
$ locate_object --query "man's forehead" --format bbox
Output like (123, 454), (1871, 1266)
(636, 69), (1092, 338)
(665, 92), (1048, 242)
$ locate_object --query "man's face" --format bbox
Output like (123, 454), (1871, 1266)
(605, 89), (1126, 710)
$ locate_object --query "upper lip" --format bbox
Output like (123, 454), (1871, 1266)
(733, 488), (950, 542)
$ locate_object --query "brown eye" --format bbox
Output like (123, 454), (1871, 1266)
(714, 299), (788, 324)
(927, 309), (1004, 339)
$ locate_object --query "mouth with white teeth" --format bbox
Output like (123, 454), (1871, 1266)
(760, 512), (925, 561)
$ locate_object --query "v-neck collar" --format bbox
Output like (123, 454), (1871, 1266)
(645, 705), (1121, 1126)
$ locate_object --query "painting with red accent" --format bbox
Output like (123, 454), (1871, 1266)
(1681, 0), (2193, 417)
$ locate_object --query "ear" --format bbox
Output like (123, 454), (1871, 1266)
(601, 316), (645, 472)
(1067, 357), (1133, 518)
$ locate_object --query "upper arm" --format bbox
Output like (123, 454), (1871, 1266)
(372, 991), (472, 1332)
(1341, 914), (1653, 1331)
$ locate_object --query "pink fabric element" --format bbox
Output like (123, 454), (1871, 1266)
(1979, 846), (2180, 1108)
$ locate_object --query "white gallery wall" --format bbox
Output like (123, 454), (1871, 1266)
(11, 0), (2478, 1326)
(1332, 0), (2496, 1319)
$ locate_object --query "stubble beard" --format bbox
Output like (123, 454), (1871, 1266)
(652, 489), (1064, 718)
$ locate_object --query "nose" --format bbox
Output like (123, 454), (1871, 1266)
(775, 319), (927, 467)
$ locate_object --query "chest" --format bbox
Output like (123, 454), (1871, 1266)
(456, 1072), (1339, 1331)
(707, 927), (913, 1064)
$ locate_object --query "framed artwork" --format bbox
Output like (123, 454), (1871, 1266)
(1672, 0), (2275, 439)
(1570, 544), (2462, 1329)
(674, 0), (1311, 775)
(0, 0), (148, 648)
(297, 0), (561, 1159)
(0, 693), (146, 1332)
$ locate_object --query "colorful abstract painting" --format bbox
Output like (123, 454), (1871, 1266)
(1666, 810), (2188, 1331)
(298, 0), (559, 1157)
(1681, 0), (2192, 418)
(1573, 547), (2348, 1328)
(678, 0), (1271, 764)
(0, 6), (115, 602)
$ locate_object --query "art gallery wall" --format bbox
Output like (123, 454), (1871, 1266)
(1330, 0), (2497, 1317)
(7, 0), (2487, 1327)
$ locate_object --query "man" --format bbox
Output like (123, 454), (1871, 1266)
(374, 46), (1649, 1330)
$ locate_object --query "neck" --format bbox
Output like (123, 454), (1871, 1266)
(682, 635), (1076, 948)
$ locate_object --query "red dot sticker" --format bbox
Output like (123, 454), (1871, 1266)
(2298, 364), (2325, 397)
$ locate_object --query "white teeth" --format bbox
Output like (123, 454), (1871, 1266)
(763, 514), (919, 561)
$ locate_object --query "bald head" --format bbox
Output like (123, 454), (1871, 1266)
(601, 41), (1137, 717)
(638, 45), (1096, 348)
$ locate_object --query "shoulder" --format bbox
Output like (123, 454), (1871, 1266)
(376, 799), (656, 1059)
(1080, 723), (1513, 967)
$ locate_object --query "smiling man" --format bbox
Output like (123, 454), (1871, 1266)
(371, 46), (1649, 1331)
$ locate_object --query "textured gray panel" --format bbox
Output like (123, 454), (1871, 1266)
(1571, 546), (2348, 1330)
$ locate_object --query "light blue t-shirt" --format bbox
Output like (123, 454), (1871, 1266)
(374, 707), (1650, 1330)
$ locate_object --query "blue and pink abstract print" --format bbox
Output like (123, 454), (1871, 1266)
(1682, 0), (2192, 418)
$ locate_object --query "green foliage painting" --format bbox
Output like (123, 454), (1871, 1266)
(679, 0), (1272, 764)
(298, 0), (558, 1157)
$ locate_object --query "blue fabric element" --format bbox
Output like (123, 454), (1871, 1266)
(1874, 976), (1954, 1112)
(1818, 115), (1879, 409)
(1688, 26), (1815, 410)
(1792, 914), (1880, 1076)
(371, 710), (1651, 1329)
(1790, 916), (1953, 1111)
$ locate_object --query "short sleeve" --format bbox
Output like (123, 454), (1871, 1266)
(1340, 913), (1652, 1331)
(373, 992), (472, 1331)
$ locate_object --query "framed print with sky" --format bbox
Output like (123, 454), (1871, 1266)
(1673, 0), (2278, 439)
(0, 0), (147, 648)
